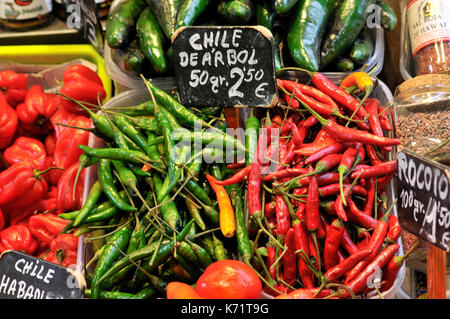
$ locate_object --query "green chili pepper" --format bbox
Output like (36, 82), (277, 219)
(256, 0), (275, 30)
(190, 241), (214, 268)
(245, 113), (260, 166)
(145, 79), (203, 127)
(175, 0), (211, 30)
(174, 254), (202, 280)
(212, 233), (229, 261)
(112, 115), (149, 154)
(97, 219), (194, 285)
(184, 194), (206, 231)
(153, 174), (181, 232)
(228, 183), (252, 264)
(90, 226), (132, 299)
(78, 145), (156, 166)
(98, 159), (137, 212)
(73, 180), (103, 227)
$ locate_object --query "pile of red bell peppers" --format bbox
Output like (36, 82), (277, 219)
(0, 65), (106, 268)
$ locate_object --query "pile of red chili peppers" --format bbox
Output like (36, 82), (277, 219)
(219, 70), (407, 299)
(0, 65), (105, 267)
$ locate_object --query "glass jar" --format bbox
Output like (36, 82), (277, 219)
(406, 0), (450, 75)
(394, 74), (450, 165)
(0, 0), (54, 31)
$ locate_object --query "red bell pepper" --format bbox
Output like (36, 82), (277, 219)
(54, 115), (92, 171)
(0, 163), (49, 210)
(28, 213), (70, 250)
(44, 131), (57, 157)
(42, 156), (63, 186)
(0, 70), (28, 107)
(41, 233), (78, 267)
(3, 136), (47, 170)
(56, 162), (85, 212)
(59, 64), (106, 115)
(0, 208), (4, 231)
(16, 86), (59, 136)
(0, 223), (38, 255)
(49, 107), (78, 140)
(0, 91), (18, 149)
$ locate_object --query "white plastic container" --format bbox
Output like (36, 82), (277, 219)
(245, 71), (404, 299)
(77, 77), (404, 300)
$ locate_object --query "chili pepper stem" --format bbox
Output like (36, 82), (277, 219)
(254, 249), (284, 295)
(325, 283), (356, 299)
(295, 248), (321, 279)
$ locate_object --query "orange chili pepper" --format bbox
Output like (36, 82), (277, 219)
(206, 174), (236, 238)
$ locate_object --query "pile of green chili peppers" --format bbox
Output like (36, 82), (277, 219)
(59, 80), (249, 299)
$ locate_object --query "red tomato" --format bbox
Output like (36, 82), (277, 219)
(195, 260), (262, 299)
(166, 282), (204, 299)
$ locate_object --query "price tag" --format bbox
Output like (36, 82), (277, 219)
(0, 250), (85, 299)
(396, 150), (450, 251)
(62, 0), (104, 55)
(172, 26), (277, 108)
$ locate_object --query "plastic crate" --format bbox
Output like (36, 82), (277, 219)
(0, 44), (112, 100)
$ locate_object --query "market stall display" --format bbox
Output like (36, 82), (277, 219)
(104, 0), (392, 91)
(0, 0), (448, 301)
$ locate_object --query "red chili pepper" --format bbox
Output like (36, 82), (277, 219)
(264, 200), (276, 218)
(324, 249), (371, 283)
(376, 172), (395, 192)
(344, 219), (389, 285)
(346, 199), (378, 230)
(56, 162), (85, 213)
(381, 240), (418, 292)
(54, 115), (92, 171)
(275, 194), (290, 236)
(0, 223), (38, 255)
(295, 135), (337, 156)
(59, 64), (106, 115)
(281, 79), (339, 109)
(28, 213), (70, 250)
(305, 175), (320, 233)
(339, 244), (400, 298)
(378, 106), (392, 131)
(362, 178), (375, 216)
(282, 228), (297, 286)
(308, 232), (320, 270)
(357, 230), (371, 250)
(0, 70), (28, 107)
(215, 164), (252, 186)
(386, 215), (401, 244)
(290, 121), (308, 147)
(0, 91), (18, 149)
(350, 160), (397, 179)
(0, 163), (49, 210)
(365, 98), (392, 152)
(263, 167), (309, 182)
(337, 147), (357, 205)
(341, 227), (360, 255)
(266, 245), (277, 281)
(293, 220), (314, 288)
(298, 97), (401, 147)
(318, 183), (367, 198)
(323, 219), (344, 271)
(248, 161), (262, 217)
(3, 136), (47, 170)
(16, 86), (59, 136)
(304, 143), (344, 165)
(365, 144), (383, 165)
(274, 287), (315, 299)
(310, 72), (369, 120)
(334, 186), (350, 222)
(278, 79), (345, 119)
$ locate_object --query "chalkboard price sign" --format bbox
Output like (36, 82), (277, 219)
(172, 26), (277, 108)
(0, 250), (85, 299)
(396, 150), (450, 251)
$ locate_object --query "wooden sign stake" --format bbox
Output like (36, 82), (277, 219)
(427, 244), (447, 299)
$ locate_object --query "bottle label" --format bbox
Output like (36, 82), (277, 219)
(0, 0), (52, 21)
(407, 0), (450, 56)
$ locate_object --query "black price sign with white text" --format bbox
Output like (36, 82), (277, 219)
(0, 250), (85, 299)
(172, 26), (277, 108)
(397, 150), (450, 251)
